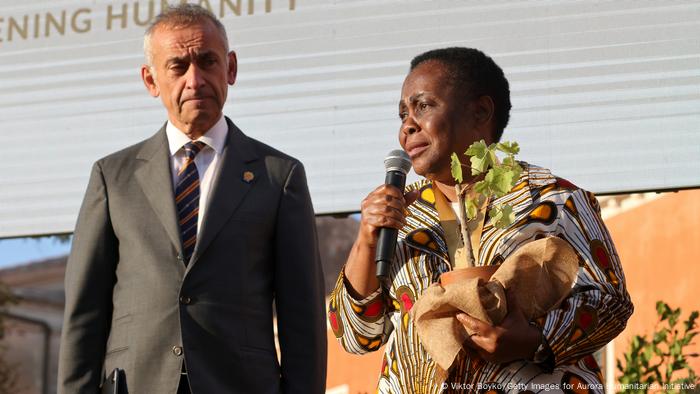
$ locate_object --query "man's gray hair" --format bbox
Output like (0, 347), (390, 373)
(143, 4), (229, 66)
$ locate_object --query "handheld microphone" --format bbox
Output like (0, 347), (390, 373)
(375, 149), (412, 278)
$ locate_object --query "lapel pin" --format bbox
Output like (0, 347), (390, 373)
(243, 171), (255, 183)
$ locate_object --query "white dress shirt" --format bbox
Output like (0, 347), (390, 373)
(166, 115), (228, 238)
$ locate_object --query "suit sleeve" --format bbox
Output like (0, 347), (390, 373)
(536, 189), (633, 366)
(273, 162), (327, 394)
(58, 161), (118, 394)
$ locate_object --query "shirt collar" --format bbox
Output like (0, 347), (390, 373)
(166, 115), (228, 156)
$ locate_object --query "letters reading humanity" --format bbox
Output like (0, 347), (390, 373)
(0, 0), (297, 44)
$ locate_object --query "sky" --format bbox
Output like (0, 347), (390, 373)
(0, 236), (72, 269)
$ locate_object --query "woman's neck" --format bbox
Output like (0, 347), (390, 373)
(434, 173), (482, 203)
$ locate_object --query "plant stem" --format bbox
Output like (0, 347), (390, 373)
(455, 183), (476, 267)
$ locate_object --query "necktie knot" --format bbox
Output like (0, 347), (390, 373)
(183, 141), (205, 160)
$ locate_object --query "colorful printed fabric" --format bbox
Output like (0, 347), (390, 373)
(328, 163), (633, 393)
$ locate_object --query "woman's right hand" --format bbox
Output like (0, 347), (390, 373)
(357, 185), (419, 248)
(343, 185), (419, 298)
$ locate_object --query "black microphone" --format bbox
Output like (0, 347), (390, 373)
(375, 149), (412, 279)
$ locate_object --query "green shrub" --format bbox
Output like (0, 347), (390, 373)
(617, 301), (699, 393)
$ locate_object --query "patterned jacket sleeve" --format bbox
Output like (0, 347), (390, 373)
(328, 271), (391, 355)
(538, 187), (634, 365)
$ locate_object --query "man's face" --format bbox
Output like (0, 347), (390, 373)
(398, 61), (487, 184)
(141, 20), (237, 137)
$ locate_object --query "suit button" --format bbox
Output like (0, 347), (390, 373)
(180, 296), (191, 305)
(172, 346), (183, 356)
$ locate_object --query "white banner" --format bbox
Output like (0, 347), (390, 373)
(1, 0), (699, 237)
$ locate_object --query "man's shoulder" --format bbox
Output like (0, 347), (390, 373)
(229, 126), (307, 187)
(95, 129), (163, 168)
(245, 134), (300, 166)
(225, 118), (300, 167)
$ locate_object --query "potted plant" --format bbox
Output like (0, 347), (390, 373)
(440, 139), (522, 284)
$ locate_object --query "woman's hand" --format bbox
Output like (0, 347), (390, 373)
(456, 291), (542, 364)
(343, 185), (419, 298)
(357, 185), (419, 248)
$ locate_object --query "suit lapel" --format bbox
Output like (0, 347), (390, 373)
(134, 126), (183, 256)
(189, 119), (259, 267)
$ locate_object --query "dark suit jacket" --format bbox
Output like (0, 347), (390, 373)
(58, 119), (327, 393)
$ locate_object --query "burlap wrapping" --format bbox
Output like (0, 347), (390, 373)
(410, 237), (580, 375)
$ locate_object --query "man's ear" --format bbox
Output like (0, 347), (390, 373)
(141, 65), (159, 97)
(227, 51), (238, 85)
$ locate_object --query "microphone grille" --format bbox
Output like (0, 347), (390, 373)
(384, 149), (412, 174)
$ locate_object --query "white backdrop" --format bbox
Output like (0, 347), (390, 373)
(1, 0), (699, 237)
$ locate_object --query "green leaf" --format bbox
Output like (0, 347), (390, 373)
(511, 161), (523, 180)
(670, 341), (682, 357)
(642, 346), (653, 365)
(465, 140), (494, 175)
(670, 308), (681, 327)
(502, 156), (516, 167)
(684, 311), (699, 332)
(489, 204), (515, 229)
(657, 301), (671, 321)
(464, 139), (486, 157)
(483, 166), (517, 197)
(474, 180), (489, 195)
(686, 331), (698, 341)
(496, 141), (520, 155)
(450, 152), (463, 184)
(673, 359), (689, 371)
(681, 331), (697, 346)
(656, 300), (665, 316)
(488, 206), (503, 227)
(465, 198), (478, 221)
(653, 328), (668, 344)
(632, 336), (640, 350)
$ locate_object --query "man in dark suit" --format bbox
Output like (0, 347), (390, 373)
(57, 4), (327, 393)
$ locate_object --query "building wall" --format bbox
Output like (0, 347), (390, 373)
(326, 330), (383, 394)
(1, 320), (60, 394)
(606, 189), (700, 376)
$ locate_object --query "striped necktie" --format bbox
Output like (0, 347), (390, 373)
(175, 141), (205, 265)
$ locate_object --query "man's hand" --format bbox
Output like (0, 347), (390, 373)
(456, 290), (541, 364)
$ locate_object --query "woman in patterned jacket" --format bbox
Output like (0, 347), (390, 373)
(328, 47), (633, 393)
